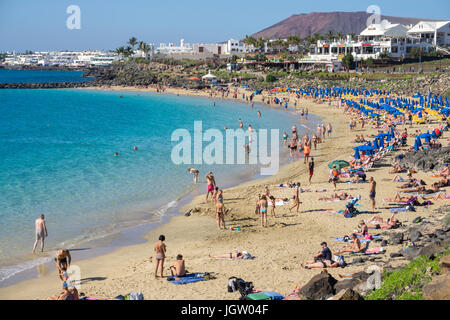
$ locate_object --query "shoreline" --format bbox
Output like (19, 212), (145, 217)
(1, 86), (447, 300)
(0, 85), (320, 295)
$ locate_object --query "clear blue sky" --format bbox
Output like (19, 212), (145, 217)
(0, 0), (448, 52)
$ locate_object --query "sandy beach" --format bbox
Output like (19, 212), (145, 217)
(0, 86), (447, 300)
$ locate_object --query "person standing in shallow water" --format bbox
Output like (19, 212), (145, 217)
(154, 235), (166, 279)
(32, 214), (48, 253)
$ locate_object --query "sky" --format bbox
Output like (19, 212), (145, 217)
(0, 0), (449, 52)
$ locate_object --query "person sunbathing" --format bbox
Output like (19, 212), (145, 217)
(432, 178), (450, 188)
(301, 242), (340, 269)
(421, 193), (450, 201)
(389, 163), (407, 174)
(47, 282), (79, 300)
(392, 193), (417, 202)
(365, 213), (400, 229)
(354, 220), (369, 237)
(401, 185), (440, 195)
(334, 234), (364, 254)
(436, 165), (449, 177)
(209, 250), (252, 260)
(319, 192), (353, 201)
(397, 180), (419, 189)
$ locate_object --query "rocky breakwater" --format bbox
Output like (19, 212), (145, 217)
(0, 81), (98, 89)
(83, 62), (184, 87)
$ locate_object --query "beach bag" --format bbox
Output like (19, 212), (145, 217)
(126, 292), (144, 300)
(237, 279), (254, 297)
(227, 277), (240, 293)
(364, 233), (373, 240)
(334, 255), (347, 267)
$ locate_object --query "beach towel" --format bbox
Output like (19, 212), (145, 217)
(332, 235), (381, 242)
(283, 293), (301, 300)
(390, 207), (415, 213)
(246, 292), (271, 300)
(167, 273), (215, 285)
(261, 291), (285, 300)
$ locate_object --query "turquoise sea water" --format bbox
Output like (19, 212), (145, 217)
(0, 84), (320, 283)
(0, 69), (93, 83)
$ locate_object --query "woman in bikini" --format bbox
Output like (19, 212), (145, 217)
(259, 195), (268, 228)
(334, 234), (364, 254)
(154, 235), (166, 278)
(209, 250), (251, 260)
(215, 195), (226, 230)
(365, 213), (400, 229)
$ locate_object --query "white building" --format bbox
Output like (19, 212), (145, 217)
(156, 39), (193, 54)
(1, 51), (118, 67)
(407, 21), (450, 48)
(308, 20), (450, 63)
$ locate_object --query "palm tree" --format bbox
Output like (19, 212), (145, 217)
(128, 37), (138, 50)
(336, 32), (344, 41)
(326, 30), (335, 41)
(314, 33), (324, 42)
(115, 46), (126, 59)
(123, 46), (133, 58)
(256, 38), (266, 53)
(138, 41), (151, 58)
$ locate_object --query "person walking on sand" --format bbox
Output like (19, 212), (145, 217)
(304, 142), (311, 165)
(205, 172), (216, 202)
(259, 195), (268, 227)
(187, 168), (199, 183)
(269, 196), (276, 218)
(369, 177), (377, 211)
(327, 123), (332, 137)
(289, 183), (301, 214)
(215, 195), (226, 230)
(308, 158), (315, 185)
(154, 235), (166, 278)
(330, 165), (339, 191)
(32, 214), (48, 253)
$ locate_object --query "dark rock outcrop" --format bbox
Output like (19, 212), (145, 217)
(298, 271), (337, 300)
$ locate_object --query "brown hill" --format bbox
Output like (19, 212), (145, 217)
(251, 11), (435, 39)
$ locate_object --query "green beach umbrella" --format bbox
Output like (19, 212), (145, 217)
(328, 160), (350, 170)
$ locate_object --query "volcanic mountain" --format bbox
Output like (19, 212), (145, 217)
(251, 11), (434, 39)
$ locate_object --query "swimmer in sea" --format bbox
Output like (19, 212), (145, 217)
(113, 152), (119, 157)
(187, 168), (199, 183)
(257, 111), (261, 117)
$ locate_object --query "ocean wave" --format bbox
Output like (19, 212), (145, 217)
(0, 256), (53, 283)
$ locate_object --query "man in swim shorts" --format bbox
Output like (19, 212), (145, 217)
(205, 172), (216, 202)
(55, 249), (71, 282)
(369, 177), (377, 211)
(215, 196), (226, 230)
(33, 214), (48, 253)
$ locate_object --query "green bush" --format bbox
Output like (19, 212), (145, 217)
(265, 74), (277, 83)
(365, 250), (449, 300)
